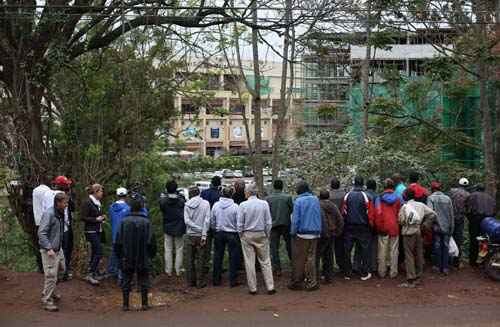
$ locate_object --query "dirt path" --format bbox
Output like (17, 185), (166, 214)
(1, 266), (500, 326)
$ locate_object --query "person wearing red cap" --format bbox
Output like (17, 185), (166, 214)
(427, 181), (454, 275)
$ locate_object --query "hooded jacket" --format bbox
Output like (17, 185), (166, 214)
(291, 192), (322, 236)
(319, 199), (344, 237)
(404, 183), (429, 203)
(373, 190), (402, 237)
(38, 206), (64, 251)
(159, 194), (186, 236)
(184, 196), (211, 238)
(109, 200), (130, 243)
(427, 191), (454, 234)
(212, 197), (239, 233)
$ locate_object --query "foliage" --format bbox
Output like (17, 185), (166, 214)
(0, 208), (36, 272)
(317, 104), (338, 119)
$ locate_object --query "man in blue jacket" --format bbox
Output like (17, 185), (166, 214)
(107, 187), (130, 282)
(288, 181), (322, 291)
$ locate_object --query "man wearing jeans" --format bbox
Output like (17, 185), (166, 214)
(238, 184), (275, 295)
(265, 179), (293, 276)
(38, 192), (68, 312)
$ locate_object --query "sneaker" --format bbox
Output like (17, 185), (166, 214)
(267, 289), (276, 295)
(344, 276), (351, 281)
(43, 301), (59, 312)
(249, 291), (257, 296)
(85, 274), (100, 286)
(51, 293), (61, 303)
(399, 282), (416, 288)
(361, 273), (372, 281)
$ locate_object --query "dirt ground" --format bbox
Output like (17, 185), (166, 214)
(1, 265), (500, 326)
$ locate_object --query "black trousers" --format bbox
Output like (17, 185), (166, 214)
(316, 236), (334, 282)
(34, 226), (43, 273)
(62, 230), (73, 273)
(270, 225), (291, 273)
(334, 233), (345, 272)
(469, 216), (484, 266)
(344, 225), (371, 276)
(213, 231), (241, 286)
(121, 268), (151, 293)
(453, 218), (465, 266)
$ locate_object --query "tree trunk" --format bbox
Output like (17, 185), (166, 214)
(361, 1), (372, 141)
(495, 0), (500, 206)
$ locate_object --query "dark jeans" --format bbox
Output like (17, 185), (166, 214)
(334, 233), (345, 272)
(344, 225), (371, 277)
(62, 230), (73, 274)
(469, 217), (484, 266)
(85, 232), (102, 274)
(316, 236), (334, 282)
(432, 232), (450, 272)
(184, 235), (209, 288)
(270, 225), (291, 273)
(213, 231), (241, 286)
(453, 218), (465, 266)
(121, 268), (150, 293)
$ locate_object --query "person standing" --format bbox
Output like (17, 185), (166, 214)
(448, 178), (470, 268)
(427, 181), (454, 275)
(184, 186), (211, 288)
(107, 187), (130, 282)
(393, 173), (406, 198)
(398, 189), (437, 287)
(33, 177), (52, 273)
(364, 179), (378, 273)
(403, 172), (429, 203)
(159, 180), (186, 277)
(233, 180), (247, 205)
(265, 179), (293, 276)
(238, 184), (276, 295)
(81, 184), (106, 285)
(115, 194), (157, 311)
(317, 190), (343, 284)
(466, 184), (496, 267)
(373, 179), (402, 278)
(211, 187), (241, 287)
(288, 181), (322, 291)
(201, 176), (222, 274)
(341, 176), (374, 281)
(38, 192), (68, 312)
(329, 177), (346, 273)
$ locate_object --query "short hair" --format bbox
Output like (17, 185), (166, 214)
(234, 179), (246, 192)
(129, 193), (144, 212)
(296, 181), (310, 195)
(366, 179), (377, 191)
(409, 171), (420, 183)
(354, 176), (364, 187)
(273, 179), (284, 190)
(86, 184), (103, 195)
(319, 189), (330, 200)
(392, 173), (403, 184)
(54, 192), (68, 204)
(330, 177), (340, 190)
(165, 180), (178, 194)
(211, 176), (222, 187)
(189, 186), (200, 198)
(222, 186), (234, 198)
(246, 183), (258, 196)
(406, 188), (416, 200)
(384, 178), (395, 190)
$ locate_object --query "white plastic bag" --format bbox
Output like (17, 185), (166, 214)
(449, 236), (459, 257)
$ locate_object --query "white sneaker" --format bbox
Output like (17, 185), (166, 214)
(361, 272), (372, 281)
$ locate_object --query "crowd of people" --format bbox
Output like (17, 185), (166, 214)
(32, 172), (497, 312)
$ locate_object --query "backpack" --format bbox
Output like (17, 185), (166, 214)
(403, 203), (422, 226)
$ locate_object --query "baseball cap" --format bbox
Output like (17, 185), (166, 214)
(459, 178), (469, 186)
(52, 175), (72, 186)
(116, 187), (128, 196)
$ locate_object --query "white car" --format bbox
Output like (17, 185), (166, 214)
(234, 170), (243, 178)
(194, 181), (211, 191)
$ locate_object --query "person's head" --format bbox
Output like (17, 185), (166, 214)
(222, 186), (234, 198)
(392, 173), (403, 185)
(409, 171), (420, 183)
(128, 193), (145, 212)
(188, 186), (200, 198)
(476, 184), (486, 192)
(366, 179), (377, 191)
(165, 180), (178, 194)
(296, 181), (310, 195)
(330, 177), (340, 190)
(52, 175), (72, 192)
(354, 176), (364, 187)
(234, 179), (246, 193)
(384, 178), (395, 190)
(87, 184), (104, 200)
(273, 179), (284, 191)
(245, 183), (258, 197)
(116, 187), (128, 199)
(406, 188), (416, 200)
(54, 192), (69, 211)
(211, 176), (222, 188)
(459, 178), (469, 187)
(431, 181), (441, 192)
(319, 189), (330, 200)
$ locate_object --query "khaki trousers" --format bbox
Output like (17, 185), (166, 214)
(290, 237), (318, 290)
(377, 235), (399, 278)
(403, 233), (424, 281)
(40, 249), (65, 303)
(240, 231), (274, 292)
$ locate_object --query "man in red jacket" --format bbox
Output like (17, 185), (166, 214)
(373, 179), (402, 278)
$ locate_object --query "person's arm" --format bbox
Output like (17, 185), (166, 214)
(291, 200), (300, 236)
(80, 201), (101, 223)
(236, 205), (244, 234)
(398, 205), (407, 226)
(449, 200), (455, 234)
(148, 224), (157, 259)
(264, 202), (272, 237)
(184, 206), (199, 231)
(38, 212), (53, 251)
(333, 204), (344, 236)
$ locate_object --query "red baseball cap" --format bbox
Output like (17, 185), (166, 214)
(52, 175), (72, 186)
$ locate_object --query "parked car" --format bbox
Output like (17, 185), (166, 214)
(243, 167), (254, 177)
(177, 188), (189, 200)
(194, 181), (211, 192)
(222, 169), (236, 179)
(234, 170), (243, 178)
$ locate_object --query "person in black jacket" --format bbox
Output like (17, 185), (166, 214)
(81, 184), (106, 285)
(159, 180), (186, 277)
(115, 194), (157, 311)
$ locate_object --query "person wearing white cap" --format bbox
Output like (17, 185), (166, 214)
(107, 187), (130, 281)
(449, 178), (470, 268)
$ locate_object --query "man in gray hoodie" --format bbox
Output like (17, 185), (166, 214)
(211, 187), (241, 287)
(184, 186), (211, 288)
(38, 192), (69, 312)
(427, 181), (454, 275)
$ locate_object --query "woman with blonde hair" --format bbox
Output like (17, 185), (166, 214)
(81, 184), (106, 285)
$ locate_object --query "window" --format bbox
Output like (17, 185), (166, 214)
(230, 99), (245, 114)
(181, 99), (199, 115)
(205, 98), (225, 114)
(210, 128), (220, 139)
(224, 74), (241, 91)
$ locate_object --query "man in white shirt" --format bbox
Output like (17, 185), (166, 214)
(33, 179), (52, 273)
(237, 184), (275, 295)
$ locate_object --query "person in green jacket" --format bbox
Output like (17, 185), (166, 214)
(265, 180), (294, 276)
